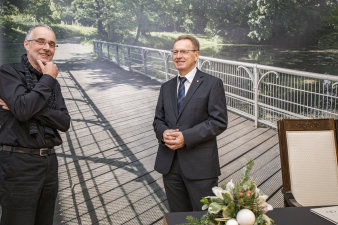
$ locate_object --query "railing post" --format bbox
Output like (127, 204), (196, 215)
(116, 45), (120, 66)
(127, 47), (132, 71)
(253, 65), (259, 127)
(142, 49), (147, 75)
(164, 53), (169, 81)
(107, 43), (110, 60)
(100, 42), (103, 58)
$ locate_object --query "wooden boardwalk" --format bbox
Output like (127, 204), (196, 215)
(51, 41), (282, 225)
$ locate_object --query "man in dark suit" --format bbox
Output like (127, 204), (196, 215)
(153, 35), (228, 212)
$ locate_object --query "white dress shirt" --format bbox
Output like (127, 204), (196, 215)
(177, 67), (197, 95)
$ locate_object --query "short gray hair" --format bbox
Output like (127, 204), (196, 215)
(25, 24), (54, 40)
(174, 35), (200, 51)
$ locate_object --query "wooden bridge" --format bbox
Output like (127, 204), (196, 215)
(51, 40), (282, 225)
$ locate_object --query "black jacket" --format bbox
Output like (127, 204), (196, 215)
(0, 61), (70, 148)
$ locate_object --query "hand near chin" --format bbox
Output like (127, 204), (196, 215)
(0, 98), (9, 110)
(37, 60), (59, 79)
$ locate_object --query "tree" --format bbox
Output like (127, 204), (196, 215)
(203, 0), (252, 42)
(248, 0), (335, 46)
(1, 0), (55, 22)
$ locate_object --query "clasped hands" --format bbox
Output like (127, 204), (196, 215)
(163, 129), (185, 150)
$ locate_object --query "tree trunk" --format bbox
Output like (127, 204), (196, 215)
(133, 25), (141, 45)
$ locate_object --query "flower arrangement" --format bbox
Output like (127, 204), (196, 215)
(184, 161), (274, 225)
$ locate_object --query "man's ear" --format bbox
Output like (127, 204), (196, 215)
(194, 51), (200, 62)
(24, 40), (30, 52)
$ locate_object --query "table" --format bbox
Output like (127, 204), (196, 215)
(164, 207), (336, 225)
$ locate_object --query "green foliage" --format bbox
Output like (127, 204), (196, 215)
(1, 0), (56, 22)
(318, 32), (338, 49)
(52, 23), (97, 39)
(1, 0), (337, 48)
(185, 160), (274, 225)
(326, 3), (338, 31)
(0, 16), (31, 42)
(248, 0), (337, 46)
(0, 15), (97, 43)
(184, 214), (216, 225)
(204, 0), (252, 43)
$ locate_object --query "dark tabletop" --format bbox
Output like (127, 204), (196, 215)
(164, 206), (335, 225)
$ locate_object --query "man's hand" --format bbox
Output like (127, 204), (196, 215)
(0, 98), (9, 110)
(37, 60), (58, 79)
(163, 129), (185, 150)
(163, 129), (178, 142)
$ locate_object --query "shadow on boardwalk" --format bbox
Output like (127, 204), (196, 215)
(51, 40), (283, 225)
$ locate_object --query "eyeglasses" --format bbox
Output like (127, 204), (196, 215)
(172, 49), (198, 56)
(27, 38), (58, 48)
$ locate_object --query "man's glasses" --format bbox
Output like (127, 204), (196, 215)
(27, 38), (58, 48)
(172, 49), (198, 56)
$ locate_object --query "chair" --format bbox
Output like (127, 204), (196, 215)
(277, 118), (338, 207)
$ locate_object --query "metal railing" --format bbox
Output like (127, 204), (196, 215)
(93, 40), (338, 128)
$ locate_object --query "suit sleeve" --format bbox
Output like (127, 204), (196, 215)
(0, 65), (56, 121)
(182, 79), (228, 148)
(153, 85), (169, 142)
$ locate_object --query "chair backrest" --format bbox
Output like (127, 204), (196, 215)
(278, 118), (338, 206)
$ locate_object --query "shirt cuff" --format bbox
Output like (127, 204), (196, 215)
(40, 74), (57, 89)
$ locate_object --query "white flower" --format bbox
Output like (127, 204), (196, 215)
(258, 194), (268, 205)
(212, 186), (231, 200)
(257, 194), (273, 213)
(265, 203), (273, 212)
(226, 180), (235, 191)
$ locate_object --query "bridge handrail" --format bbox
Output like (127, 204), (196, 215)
(93, 40), (338, 128)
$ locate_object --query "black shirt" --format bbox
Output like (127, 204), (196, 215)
(0, 60), (70, 148)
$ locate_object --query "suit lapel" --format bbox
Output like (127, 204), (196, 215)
(168, 77), (179, 117)
(177, 70), (204, 119)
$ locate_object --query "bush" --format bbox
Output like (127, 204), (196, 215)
(0, 15), (98, 43)
(318, 32), (338, 49)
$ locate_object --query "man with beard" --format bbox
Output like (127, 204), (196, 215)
(0, 25), (70, 225)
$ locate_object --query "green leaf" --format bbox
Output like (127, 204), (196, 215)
(207, 196), (224, 204)
(222, 192), (233, 204)
(222, 201), (235, 218)
(208, 202), (223, 214)
(201, 197), (209, 204)
(202, 204), (209, 210)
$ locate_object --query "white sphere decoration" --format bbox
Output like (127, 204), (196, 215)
(236, 209), (256, 225)
(226, 219), (239, 225)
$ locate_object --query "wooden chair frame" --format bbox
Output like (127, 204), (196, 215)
(277, 118), (338, 207)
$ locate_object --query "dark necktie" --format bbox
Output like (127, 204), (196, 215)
(177, 77), (187, 111)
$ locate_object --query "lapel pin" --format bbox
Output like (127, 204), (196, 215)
(197, 80), (199, 83)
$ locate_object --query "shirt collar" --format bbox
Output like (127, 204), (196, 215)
(178, 67), (197, 83)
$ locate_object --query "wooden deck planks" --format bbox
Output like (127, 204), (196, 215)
(51, 43), (283, 225)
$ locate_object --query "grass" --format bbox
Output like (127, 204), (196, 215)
(1, 15), (98, 44)
(129, 31), (224, 51)
(0, 14), (231, 55)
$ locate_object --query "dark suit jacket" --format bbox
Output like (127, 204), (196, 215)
(153, 69), (228, 180)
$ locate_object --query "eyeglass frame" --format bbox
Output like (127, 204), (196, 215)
(27, 38), (58, 48)
(172, 49), (198, 56)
